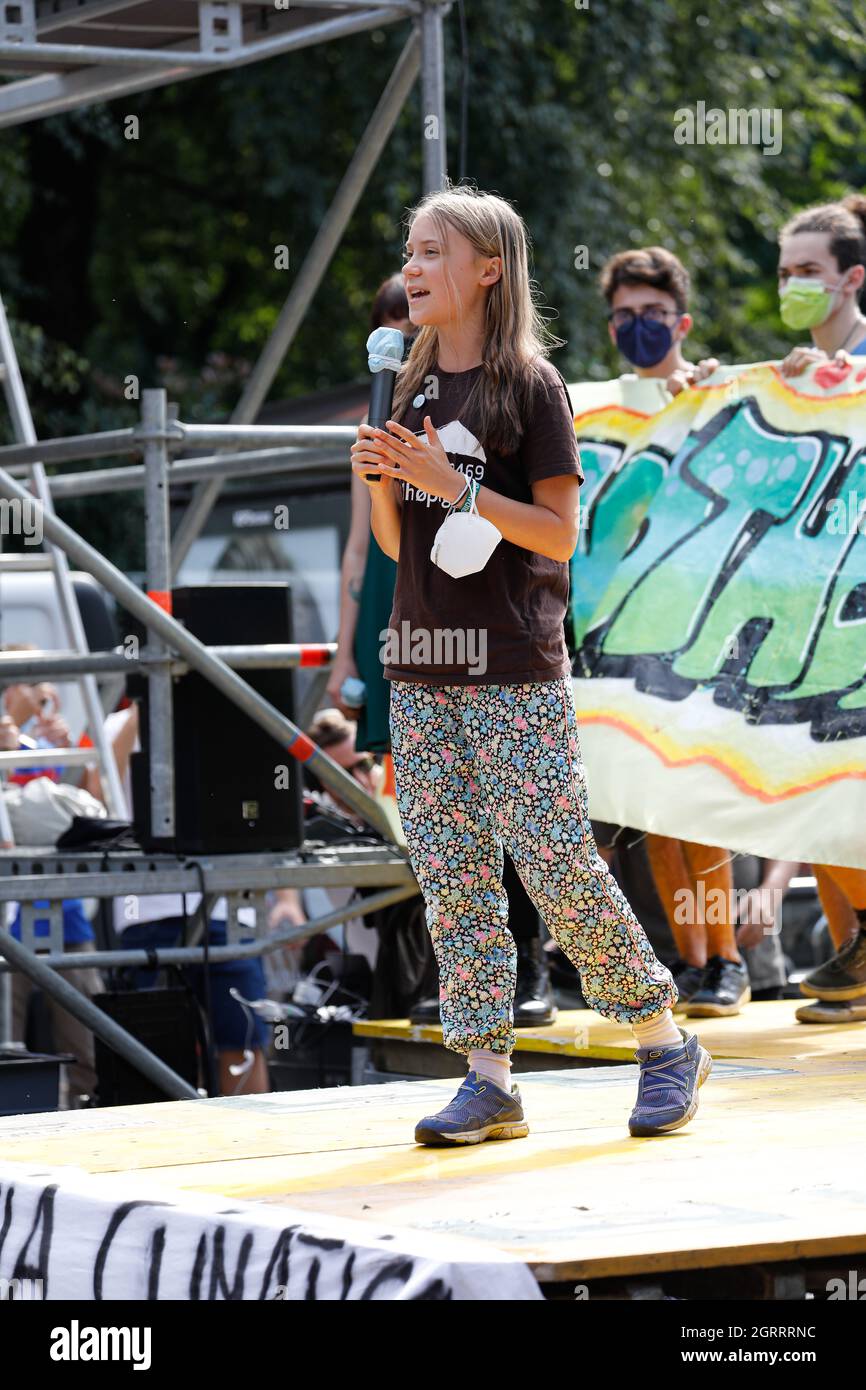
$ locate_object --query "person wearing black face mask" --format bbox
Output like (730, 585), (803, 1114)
(582, 247), (756, 1020)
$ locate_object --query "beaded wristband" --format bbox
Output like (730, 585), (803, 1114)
(459, 478), (477, 513)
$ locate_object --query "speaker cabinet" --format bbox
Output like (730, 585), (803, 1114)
(93, 989), (200, 1106)
(131, 583), (303, 853)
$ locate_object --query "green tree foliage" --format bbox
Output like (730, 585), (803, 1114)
(1, 0), (864, 563)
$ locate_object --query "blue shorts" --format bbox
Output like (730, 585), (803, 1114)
(120, 918), (270, 1050)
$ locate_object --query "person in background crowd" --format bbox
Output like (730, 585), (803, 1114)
(772, 194), (866, 371)
(666, 197), (866, 1014)
(729, 857), (798, 1001)
(327, 274), (411, 745)
(594, 248), (752, 1016)
(1, 648), (101, 1105)
(797, 864), (866, 1021)
(268, 707), (383, 984)
(667, 194), (866, 390)
(602, 245), (696, 386)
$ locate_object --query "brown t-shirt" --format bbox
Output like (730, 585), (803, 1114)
(382, 356), (584, 685)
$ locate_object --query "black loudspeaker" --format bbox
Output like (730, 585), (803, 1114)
(131, 583), (304, 853)
(93, 989), (200, 1106)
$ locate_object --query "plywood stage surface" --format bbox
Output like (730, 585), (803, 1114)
(1, 1002), (865, 1285)
(353, 998), (865, 1066)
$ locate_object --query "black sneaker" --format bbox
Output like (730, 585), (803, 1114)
(684, 955), (751, 1017)
(514, 938), (557, 1027)
(671, 959), (706, 1005)
(800, 928), (866, 1000)
(796, 996), (866, 1024)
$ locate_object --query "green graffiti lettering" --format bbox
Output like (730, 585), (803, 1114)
(570, 442), (666, 647)
(600, 403), (845, 689)
(775, 448), (866, 709)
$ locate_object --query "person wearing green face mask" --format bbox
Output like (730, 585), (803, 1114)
(777, 193), (866, 376)
(671, 192), (866, 392)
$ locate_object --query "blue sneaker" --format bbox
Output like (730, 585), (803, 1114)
(628, 1028), (713, 1137)
(414, 1070), (530, 1146)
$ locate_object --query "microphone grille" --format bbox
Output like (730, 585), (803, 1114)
(367, 326), (405, 372)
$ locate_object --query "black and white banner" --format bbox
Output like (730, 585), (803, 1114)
(0, 1161), (541, 1301)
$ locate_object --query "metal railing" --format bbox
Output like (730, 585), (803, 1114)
(0, 391), (393, 838)
(0, 390), (407, 1098)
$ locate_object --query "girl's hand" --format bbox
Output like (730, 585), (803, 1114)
(360, 417), (465, 503)
(780, 346), (829, 377)
(351, 422), (394, 491)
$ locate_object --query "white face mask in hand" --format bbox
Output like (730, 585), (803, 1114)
(430, 486), (502, 578)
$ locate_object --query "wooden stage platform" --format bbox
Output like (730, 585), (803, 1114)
(352, 997), (866, 1074)
(0, 1002), (864, 1298)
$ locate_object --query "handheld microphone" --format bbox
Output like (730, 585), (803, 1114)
(364, 326), (405, 481)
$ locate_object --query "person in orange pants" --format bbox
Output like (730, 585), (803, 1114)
(797, 865), (866, 1023)
(645, 835), (751, 1016)
(595, 247), (751, 1019)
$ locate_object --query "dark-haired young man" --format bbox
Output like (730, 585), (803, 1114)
(587, 246), (763, 1017)
(600, 245), (696, 384)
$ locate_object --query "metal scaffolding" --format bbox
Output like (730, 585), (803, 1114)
(0, 0), (451, 1100)
(0, 2), (421, 126)
(0, 396), (418, 1098)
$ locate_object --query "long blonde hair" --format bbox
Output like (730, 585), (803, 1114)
(392, 184), (562, 455)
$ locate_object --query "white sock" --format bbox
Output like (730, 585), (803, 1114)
(631, 1010), (683, 1051)
(468, 1048), (513, 1092)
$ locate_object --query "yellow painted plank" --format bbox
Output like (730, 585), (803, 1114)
(354, 1000), (866, 1067)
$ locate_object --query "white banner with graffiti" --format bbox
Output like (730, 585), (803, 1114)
(567, 363), (866, 869)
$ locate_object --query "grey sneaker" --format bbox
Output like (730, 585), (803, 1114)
(414, 1070), (530, 1146)
(629, 1028), (713, 1137)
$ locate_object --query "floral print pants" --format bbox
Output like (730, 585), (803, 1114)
(389, 677), (676, 1056)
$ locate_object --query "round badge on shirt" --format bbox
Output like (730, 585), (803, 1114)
(412, 394), (426, 408)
